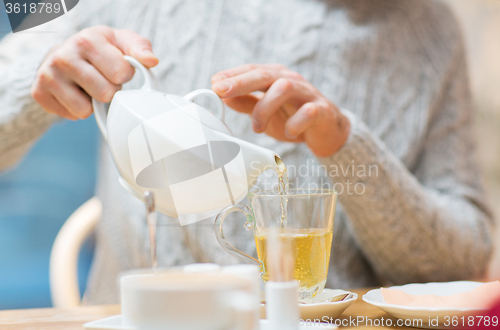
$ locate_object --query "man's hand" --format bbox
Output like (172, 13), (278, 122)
(31, 25), (159, 120)
(211, 64), (350, 157)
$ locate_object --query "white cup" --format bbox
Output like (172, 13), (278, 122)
(120, 272), (258, 330)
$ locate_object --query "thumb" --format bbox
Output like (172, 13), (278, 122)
(113, 29), (159, 68)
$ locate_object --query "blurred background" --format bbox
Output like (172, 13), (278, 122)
(443, 0), (500, 277)
(0, 0), (499, 309)
(0, 1), (98, 309)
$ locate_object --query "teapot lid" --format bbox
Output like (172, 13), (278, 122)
(165, 94), (232, 135)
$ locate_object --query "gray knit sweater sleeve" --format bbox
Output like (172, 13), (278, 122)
(319, 12), (493, 284)
(0, 35), (56, 171)
(0, 0), (113, 171)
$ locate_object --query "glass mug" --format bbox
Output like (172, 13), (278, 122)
(215, 188), (337, 300)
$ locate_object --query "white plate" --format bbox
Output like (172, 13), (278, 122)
(363, 281), (488, 329)
(260, 288), (357, 321)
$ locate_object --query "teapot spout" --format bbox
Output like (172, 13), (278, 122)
(228, 138), (283, 188)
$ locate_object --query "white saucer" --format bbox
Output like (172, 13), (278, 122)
(84, 316), (337, 330)
(362, 281), (488, 329)
(260, 288), (357, 321)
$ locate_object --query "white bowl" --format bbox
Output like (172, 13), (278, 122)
(363, 281), (488, 329)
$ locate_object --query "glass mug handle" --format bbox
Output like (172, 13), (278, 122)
(215, 204), (261, 267)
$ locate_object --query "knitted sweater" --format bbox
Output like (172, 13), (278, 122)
(0, 0), (493, 304)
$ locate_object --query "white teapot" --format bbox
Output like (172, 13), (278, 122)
(93, 56), (280, 225)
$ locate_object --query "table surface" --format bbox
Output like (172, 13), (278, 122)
(0, 288), (404, 330)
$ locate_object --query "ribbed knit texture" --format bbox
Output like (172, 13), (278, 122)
(0, 0), (493, 304)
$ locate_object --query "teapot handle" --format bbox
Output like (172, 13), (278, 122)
(184, 89), (226, 123)
(93, 55), (160, 141)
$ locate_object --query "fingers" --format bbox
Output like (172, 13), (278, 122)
(32, 64), (92, 119)
(113, 28), (159, 68)
(50, 78), (93, 119)
(222, 94), (260, 115)
(252, 78), (298, 132)
(74, 27), (154, 85)
(213, 69), (319, 136)
(212, 64), (258, 83)
(212, 64), (306, 100)
(64, 59), (122, 103)
(31, 87), (78, 120)
(211, 64), (287, 83)
(32, 25), (158, 120)
(212, 68), (279, 98)
(211, 63), (347, 155)
(284, 102), (321, 139)
(83, 41), (135, 86)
